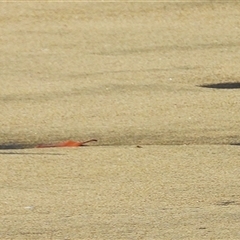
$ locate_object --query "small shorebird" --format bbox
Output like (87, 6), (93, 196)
(36, 139), (97, 148)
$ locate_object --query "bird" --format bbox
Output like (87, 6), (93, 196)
(36, 139), (97, 148)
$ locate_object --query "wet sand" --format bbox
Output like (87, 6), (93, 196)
(1, 2), (240, 239)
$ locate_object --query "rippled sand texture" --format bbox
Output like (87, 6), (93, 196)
(1, 2), (240, 239)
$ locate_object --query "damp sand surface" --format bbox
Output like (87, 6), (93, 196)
(1, 2), (240, 239)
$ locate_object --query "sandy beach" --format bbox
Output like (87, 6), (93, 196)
(1, 2), (240, 239)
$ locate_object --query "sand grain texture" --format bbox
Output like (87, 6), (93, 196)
(1, 2), (240, 239)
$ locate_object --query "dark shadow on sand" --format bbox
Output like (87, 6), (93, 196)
(0, 143), (34, 150)
(0, 152), (65, 155)
(199, 82), (240, 89)
(0, 144), (66, 155)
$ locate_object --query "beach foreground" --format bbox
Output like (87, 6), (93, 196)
(1, 2), (240, 239)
